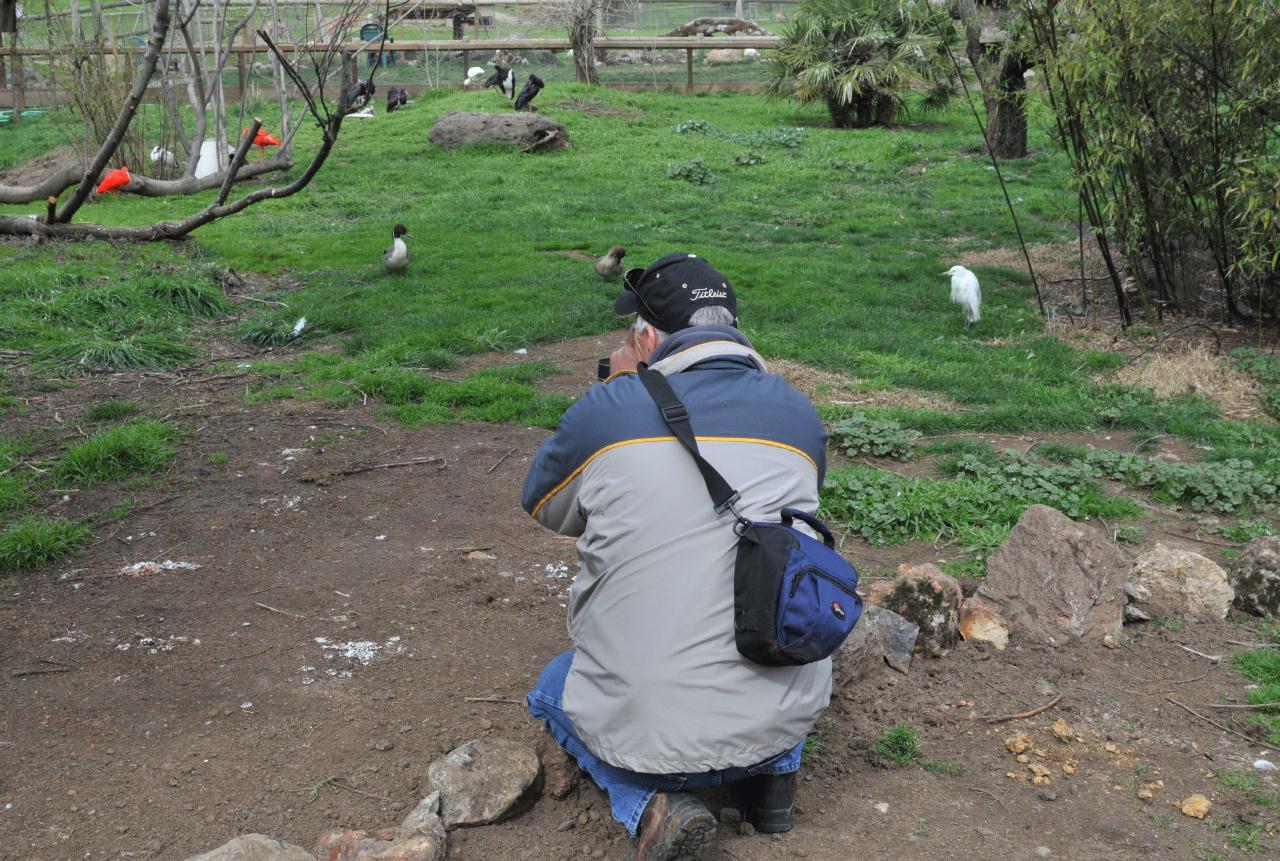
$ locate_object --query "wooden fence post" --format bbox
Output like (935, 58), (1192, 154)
(685, 47), (692, 94)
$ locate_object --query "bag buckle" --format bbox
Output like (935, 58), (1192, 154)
(715, 493), (753, 534)
(661, 403), (688, 423)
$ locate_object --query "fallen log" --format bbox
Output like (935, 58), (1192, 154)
(427, 111), (572, 152)
(0, 155), (293, 207)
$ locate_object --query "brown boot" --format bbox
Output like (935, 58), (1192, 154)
(624, 792), (717, 861)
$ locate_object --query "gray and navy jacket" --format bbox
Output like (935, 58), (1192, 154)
(522, 325), (832, 774)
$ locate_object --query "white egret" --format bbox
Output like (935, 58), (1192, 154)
(942, 265), (982, 329)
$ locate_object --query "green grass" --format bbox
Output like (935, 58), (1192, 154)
(801, 715), (840, 765)
(921, 758), (966, 776)
(1233, 649), (1280, 745)
(85, 400), (140, 422)
(874, 724), (922, 767)
(0, 516), (91, 574)
(55, 420), (177, 484)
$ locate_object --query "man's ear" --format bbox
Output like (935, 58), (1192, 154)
(636, 324), (661, 360)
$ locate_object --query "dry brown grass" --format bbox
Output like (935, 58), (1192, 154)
(767, 358), (962, 412)
(1114, 344), (1268, 421)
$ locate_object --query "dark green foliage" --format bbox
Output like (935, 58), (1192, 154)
(829, 413), (921, 460)
(1035, 441), (1092, 463)
(56, 420), (177, 484)
(874, 724), (922, 766)
(732, 151), (767, 167)
(1214, 520), (1280, 543)
(85, 400), (140, 422)
(0, 516), (91, 573)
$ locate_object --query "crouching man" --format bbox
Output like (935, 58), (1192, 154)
(521, 253), (831, 860)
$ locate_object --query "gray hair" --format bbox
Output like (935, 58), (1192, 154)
(633, 305), (737, 341)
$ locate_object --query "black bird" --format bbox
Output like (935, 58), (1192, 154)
(514, 74), (544, 111)
(483, 63), (516, 100)
(346, 78), (376, 109)
(397, 89), (408, 107)
(386, 87), (400, 113)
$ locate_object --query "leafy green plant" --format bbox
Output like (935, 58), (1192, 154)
(874, 724), (922, 766)
(830, 414), (921, 460)
(0, 516), (91, 573)
(764, 0), (960, 128)
(1214, 520), (1280, 543)
(208, 452), (228, 467)
(149, 279), (230, 318)
(85, 400), (140, 422)
(1233, 649), (1280, 745)
(732, 150), (767, 167)
(666, 158), (716, 186)
(673, 119), (712, 135)
(56, 420), (177, 484)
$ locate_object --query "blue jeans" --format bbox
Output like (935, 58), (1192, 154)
(526, 649), (804, 835)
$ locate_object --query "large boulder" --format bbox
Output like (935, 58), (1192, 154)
(1229, 536), (1280, 617)
(183, 835), (313, 861)
(427, 112), (571, 152)
(865, 563), (962, 657)
(1128, 545), (1234, 622)
(314, 827), (444, 861)
(427, 739), (540, 828)
(832, 604), (919, 690)
(979, 505), (1126, 646)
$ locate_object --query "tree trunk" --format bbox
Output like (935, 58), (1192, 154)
(983, 50), (1029, 159)
(570, 14), (599, 85)
(826, 97), (855, 129)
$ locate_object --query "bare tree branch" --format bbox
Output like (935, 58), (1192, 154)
(54, 0), (173, 224)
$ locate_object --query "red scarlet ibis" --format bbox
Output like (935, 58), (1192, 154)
(244, 127), (281, 159)
(96, 166), (130, 196)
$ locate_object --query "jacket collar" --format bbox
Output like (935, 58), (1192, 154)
(646, 325), (768, 376)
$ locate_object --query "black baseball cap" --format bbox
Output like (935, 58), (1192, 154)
(613, 252), (738, 332)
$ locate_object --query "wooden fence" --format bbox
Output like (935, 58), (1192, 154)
(1, 36), (783, 112)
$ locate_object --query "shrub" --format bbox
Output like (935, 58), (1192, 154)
(0, 517), (91, 573)
(38, 335), (198, 372)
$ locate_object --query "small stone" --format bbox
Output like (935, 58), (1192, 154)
(738, 821), (755, 837)
(1028, 763), (1052, 785)
(1051, 719), (1074, 743)
(465, 551), (496, 561)
(1016, 754), (1030, 764)
(1035, 680), (1058, 697)
(1062, 764), (1076, 776)
(1102, 633), (1120, 649)
(1179, 794), (1211, 819)
(1253, 759), (1277, 771)
(536, 733), (581, 800)
(478, 718), (493, 731)
(1036, 848), (1052, 859)
(720, 806), (743, 826)
(874, 802), (890, 814)
(556, 819), (576, 832)
(577, 813), (590, 828)
(1104, 743), (1119, 754)
(313, 827), (444, 861)
(1037, 790), (1057, 802)
(1005, 732), (1034, 754)
(373, 739), (394, 752)
(402, 791), (445, 836)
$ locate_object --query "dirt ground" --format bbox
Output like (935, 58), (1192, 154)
(2, 337), (1278, 861)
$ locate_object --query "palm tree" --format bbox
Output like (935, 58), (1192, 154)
(764, 0), (962, 129)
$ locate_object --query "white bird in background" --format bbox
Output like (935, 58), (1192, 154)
(464, 66), (487, 87)
(291, 317), (307, 338)
(942, 265), (982, 329)
(149, 145), (177, 169)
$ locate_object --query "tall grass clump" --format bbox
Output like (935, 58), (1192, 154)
(56, 420), (177, 484)
(0, 517), (91, 573)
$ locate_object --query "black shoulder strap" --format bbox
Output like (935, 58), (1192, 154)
(637, 367), (742, 516)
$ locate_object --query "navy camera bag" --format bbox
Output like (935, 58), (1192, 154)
(639, 369), (862, 666)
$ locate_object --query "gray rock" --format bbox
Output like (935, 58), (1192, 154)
(1129, 545), (1233, 621)
(402, 791), (446, 838)
(427, 112), (572, 152)
(313, 827), (445, 861)
(979, 505), (1126, 646)
(428, 739), (540, 828)
(1123, 583), (1153, 622)
(1229, 536), (1280, 617)
(182, 834), (312, 861)
(832, 605), (919, 690)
